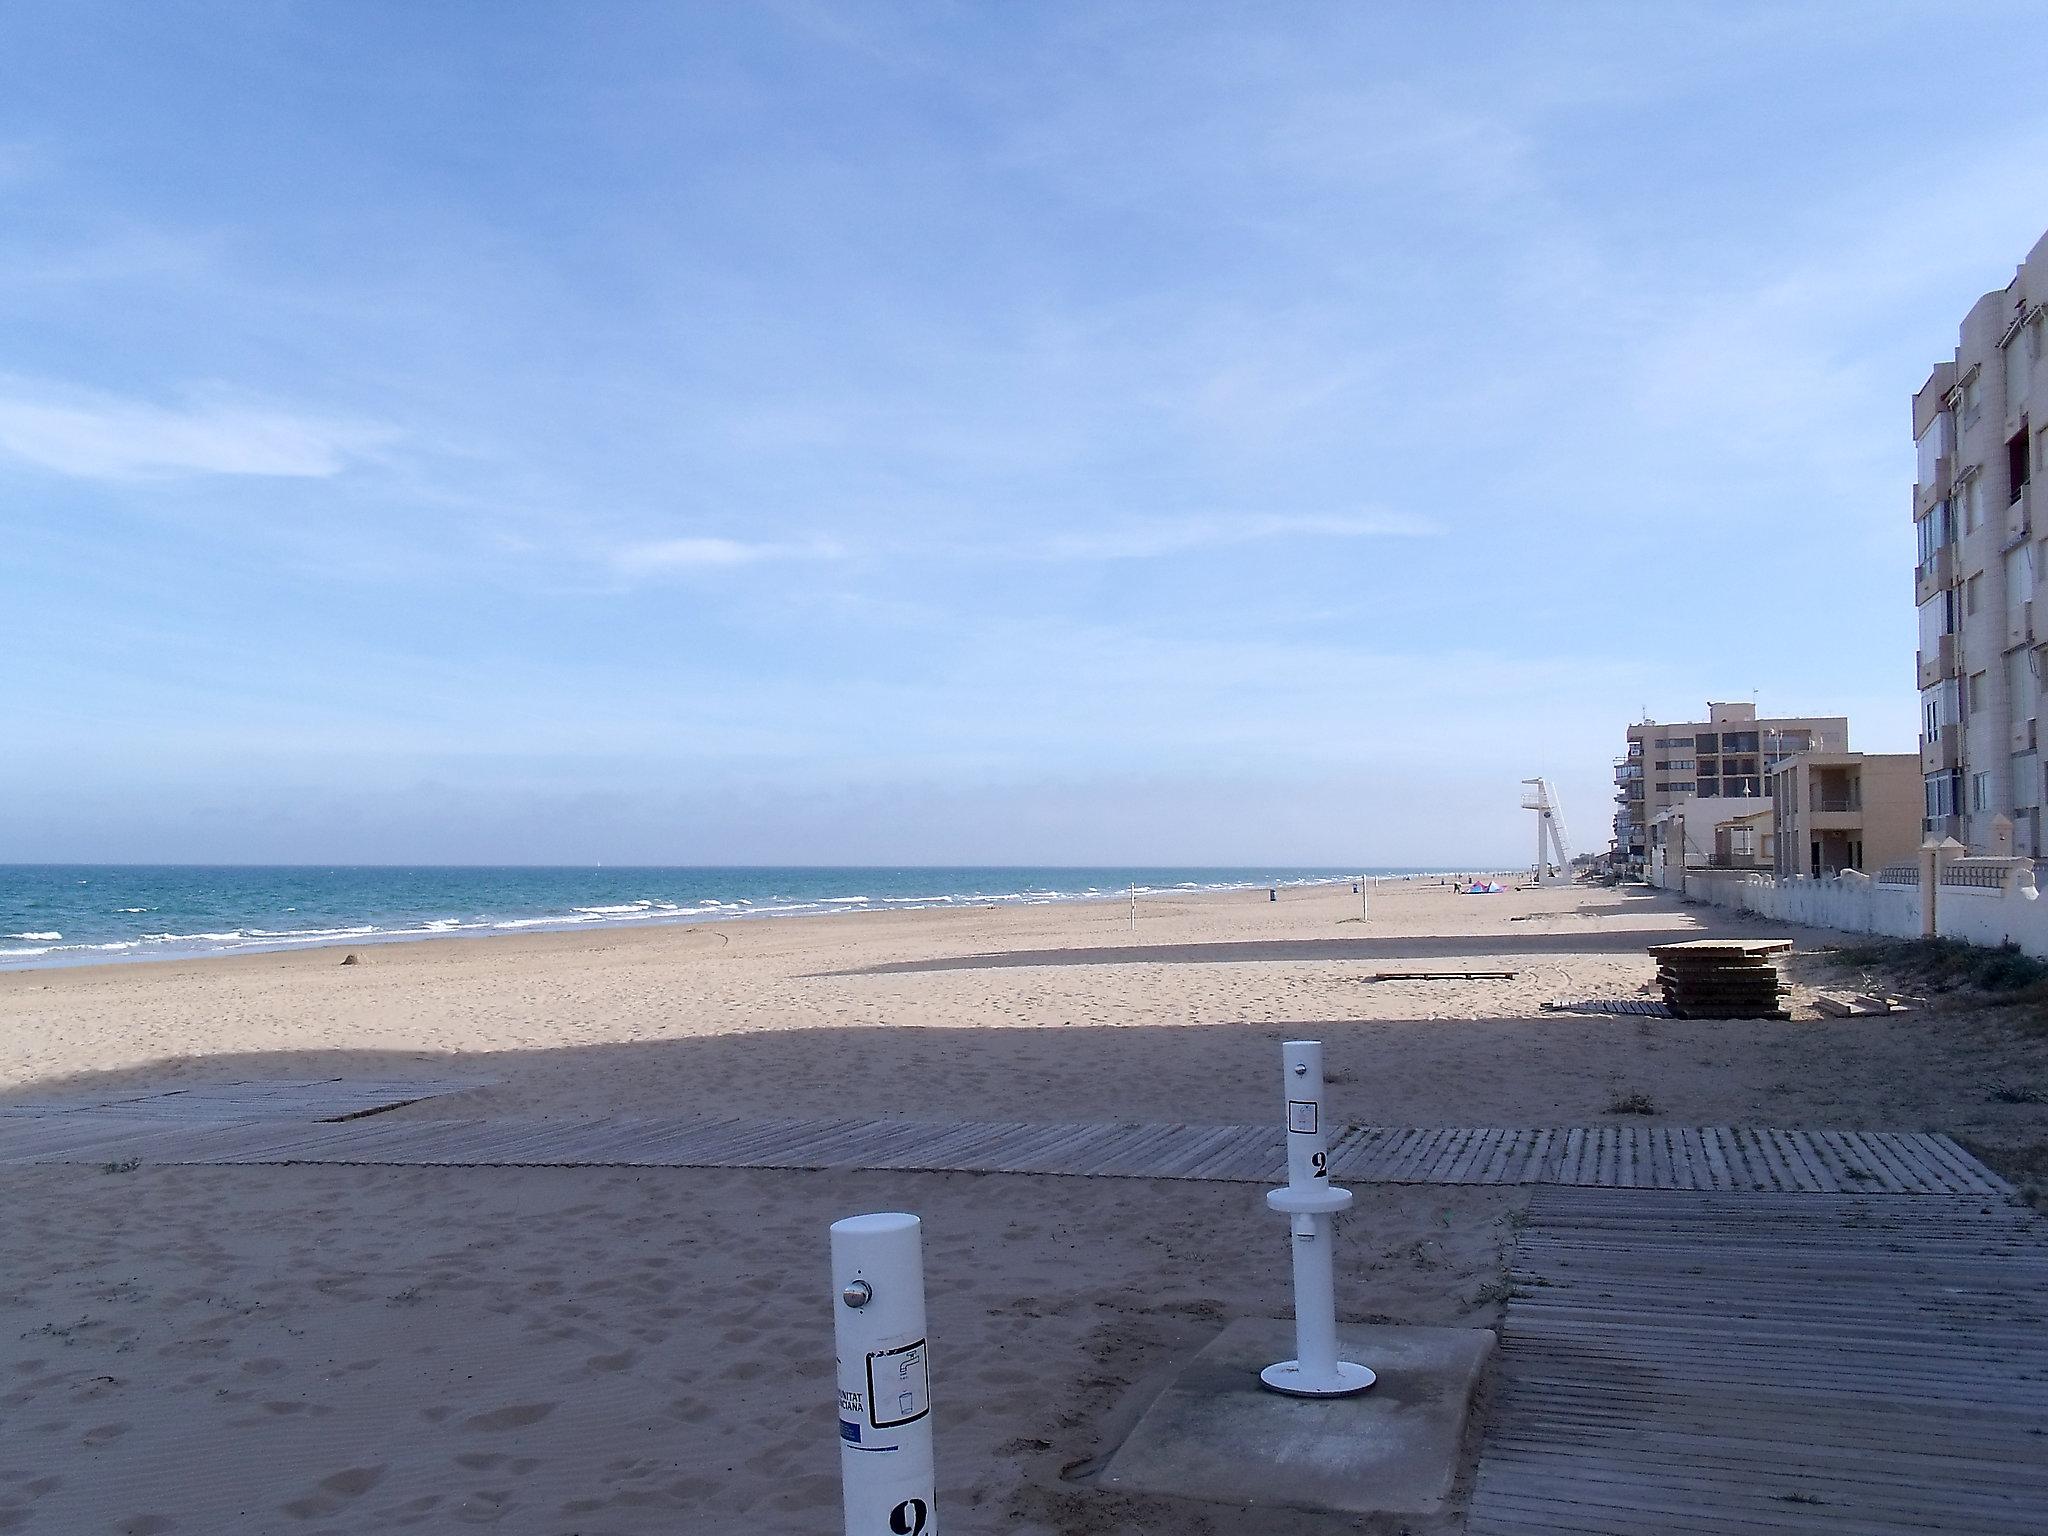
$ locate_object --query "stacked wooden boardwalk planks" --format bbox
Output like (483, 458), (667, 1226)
(1468, 1187), (2048, 1534)
(0, 1106), (2013, 1196)
(1648, 937), (1793, 1019)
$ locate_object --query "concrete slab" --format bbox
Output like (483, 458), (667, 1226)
(1093, 1319), (1494, 1517)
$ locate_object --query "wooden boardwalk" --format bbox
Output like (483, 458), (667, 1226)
(1468, 1186), (2048, 1534)
(0, 1100), (2013, 1195)
(0, 1076), (485, 1122)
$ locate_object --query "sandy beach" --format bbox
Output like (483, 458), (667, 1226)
(4, 878), (2045, 1533)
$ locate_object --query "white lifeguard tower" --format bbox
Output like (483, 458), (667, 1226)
(1521, 777), (1572, 886)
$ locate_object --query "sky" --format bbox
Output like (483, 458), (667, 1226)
(5, 2), (2048, 866)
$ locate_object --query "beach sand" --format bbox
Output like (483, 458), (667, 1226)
(3, 879), (2045, 1532)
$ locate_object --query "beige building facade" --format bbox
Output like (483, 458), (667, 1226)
(1613, 701), (1848, 872)
(1914, 226), (2048, 856)
(1766, 751), (1921, 879)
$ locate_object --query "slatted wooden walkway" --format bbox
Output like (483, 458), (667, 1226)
(0, 1077), (485, 1121)
(1468, 1187), (2048, 1534)
(0, 1109), (2013, 1195)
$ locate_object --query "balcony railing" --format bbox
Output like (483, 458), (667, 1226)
(1810, 791), (1861, 813)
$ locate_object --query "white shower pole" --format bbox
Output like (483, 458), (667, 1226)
(1261, 1040), (1375, 1397)
(832, 1213), (937, 1535)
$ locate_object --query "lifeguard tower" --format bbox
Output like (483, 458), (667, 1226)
(1521, 777), (1572, 886)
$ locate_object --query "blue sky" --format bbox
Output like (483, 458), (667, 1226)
(6, 2), (2048, 865)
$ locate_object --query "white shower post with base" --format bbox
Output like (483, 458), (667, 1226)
(1260, 1040), (1375, 1397)
(832, 1212), (938, 1536)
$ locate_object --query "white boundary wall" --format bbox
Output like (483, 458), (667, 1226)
(1679, 862), (2048, 957)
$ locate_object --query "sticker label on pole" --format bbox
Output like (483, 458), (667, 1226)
(866, 1338), (930, 1428)
(1287, 1100), (1318, 1134)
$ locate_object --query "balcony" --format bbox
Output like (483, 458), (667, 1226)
(1810, 788), (1862, 814)
(1917, 633), (1958, 688)
(2009, 599), (2035, 651)
(1916, 455), (1952, 512)
(1922, 732), (1961, 772)
(1914, 544), (1955, 604)
(2004, 485), (2032, 549)
(1614, 763), (1642, 784)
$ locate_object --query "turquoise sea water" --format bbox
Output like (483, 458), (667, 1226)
(0, 865), (1433, 970)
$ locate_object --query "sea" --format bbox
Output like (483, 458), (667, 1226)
(0, 865), (1438, 971)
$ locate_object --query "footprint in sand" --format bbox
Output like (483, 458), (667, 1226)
(261, 1400), (330, 1417)
(280, 1464), (385, 1520)
(463, 1402), (555, 1432)
(80, 1422), (129, 1446)
(584, 1350), (635, 1373)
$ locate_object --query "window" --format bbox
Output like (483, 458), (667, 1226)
(2011, 424), (2032, 502)
(1918, 411), (1952, 486)
(1919, 593), (1956, 655)
(2008, 542), (2035, 612)
(1917, 501), (1955, 563)
(1669, 758), (1694, 771)
(1963, 473), (1984, 532)
(1970, 669), (1988, 713)
(2008, 331), (2032, 410)
(1723, 731), (1759, 753)
(1967, 572), (1984, 614)
(1924, 678), (1959, 741)
(1972, 771), (1992, 813)
(1927, 769), (1962, 820)
(1695, 733), (1719, 753)
(1961, 370), (1983, 430)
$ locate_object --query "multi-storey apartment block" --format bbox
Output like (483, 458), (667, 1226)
(1766, 750), (1921, 879)
(1612, 701), (1849, 873)
(1913, 227), (2048, 855)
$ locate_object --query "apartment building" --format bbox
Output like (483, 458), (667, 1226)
(1766, 751), (1921, 879)
(1913, 226), (2048, 856)
(1612, 701), (1849, 872)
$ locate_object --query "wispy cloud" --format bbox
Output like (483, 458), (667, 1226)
(1027, 511), (1435, 561)
(593, 512), (1432, 581)
(609, 535), (848, 573)
(0, 379), (390, 480)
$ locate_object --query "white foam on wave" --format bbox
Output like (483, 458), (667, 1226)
(5, 931), (61, 941)
(241, 933), (382, 946)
